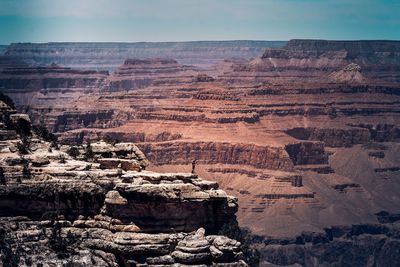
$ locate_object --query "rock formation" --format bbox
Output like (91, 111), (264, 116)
(0, 99), (248, 266)
(4, 41), (286, 71)
(328, 63), (366, 83)
(222, 39), (400, 84)
(1, 39), (400, 265)
(103, 58), (198, 92)
(0, 64), (108, 92)
(259, 222), (400, 267)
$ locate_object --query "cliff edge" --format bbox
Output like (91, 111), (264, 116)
(0, 96), (248, 266)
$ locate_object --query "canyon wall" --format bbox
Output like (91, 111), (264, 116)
(4, 41), (286, 71)
(222, 39), (400, 84)
(1, 39), (400, 265)
(139, 142), (294, 170)
(0, 100), (248, 266)
(259, 222), (400, 267)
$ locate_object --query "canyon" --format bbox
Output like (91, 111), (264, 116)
(3, 41), (285, 71)
(0, 99), (248, 266)
(1, 39), (400, 266)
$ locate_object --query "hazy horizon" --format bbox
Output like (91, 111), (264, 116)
(3, 38), (400, 46)
(0, 0), (399, 44)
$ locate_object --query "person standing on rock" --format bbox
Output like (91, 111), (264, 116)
(191, 159), (196, 174)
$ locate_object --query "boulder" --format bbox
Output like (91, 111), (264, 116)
(31, 156), (50, 167)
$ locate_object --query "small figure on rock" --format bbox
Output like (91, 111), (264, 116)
(191, 159), (196, 174)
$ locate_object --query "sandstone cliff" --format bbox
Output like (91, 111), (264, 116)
(103, 58), (198, 92)
(0, 99), (248, 266)
(222, 39), (400, 83)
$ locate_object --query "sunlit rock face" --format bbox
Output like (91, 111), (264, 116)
(1, 39), (400, 266)
(103, 58), (199, 92)
(221, 39), (400, 84)
(0, 100), (247, 266)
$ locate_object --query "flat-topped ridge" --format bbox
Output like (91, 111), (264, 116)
(123, 58), (178, 65)
(285, 39), (400, 53)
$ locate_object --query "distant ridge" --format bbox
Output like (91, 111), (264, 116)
(285, 39), (400, 54)
(3, 40), (286, 71)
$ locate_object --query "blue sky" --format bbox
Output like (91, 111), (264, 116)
(0, 0), (399, 44)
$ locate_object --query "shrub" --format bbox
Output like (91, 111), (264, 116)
(59, 155), (66, 164)
(103, 135), (119, 146)
(0, 228), (21, 267)
(48, 223), (78, 259)
(15, 118), (32, 138)
(83, 164), (92, 171)
(0, 92), (16, 109)
(66, 146), (80, 159)
(3, 113), (13, 129)
(18, 136), (31, 154)
(84, 141), (94, 161)
(33, 124), (58, 144)
(77, 132), (85, 145)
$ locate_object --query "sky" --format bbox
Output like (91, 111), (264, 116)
(0, 0), (399, 44)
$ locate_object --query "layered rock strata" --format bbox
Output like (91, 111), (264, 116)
(0, 64), (108, 92)
(103, 58), (198, 92)
(1, 39), (400, 243)
(3, 41), (286, 70)
(0, 100), (247, 266)
(259, 222), (400, 267)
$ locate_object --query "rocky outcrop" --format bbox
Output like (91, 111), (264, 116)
(259, 223), (400, 267)
(353, 124), (400, 142)
(0, 64), (108, 92)
(0, 55), (28, 71)
(285, 142), (329, 165)
(329, 63), (366, 83)
(103, 58), (198, 91)
(139, 142), (294, 171)
(222, 39), (400, 84)
(0, 101), (248, 266)
(52, 110), (116, 132)
(285, 127), (371, 147)
(137, 111), (260, 124)
(375, 211), (400, 224)
(286, 125), (400, 147)
(247, 85), (400, 96)
(60, 130), (183, 145)
(284, 39), (400, 58)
